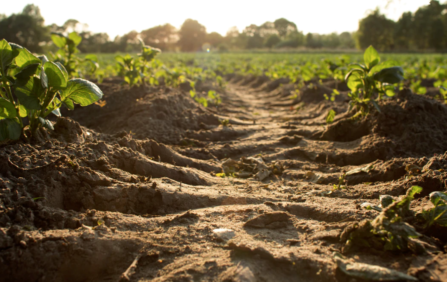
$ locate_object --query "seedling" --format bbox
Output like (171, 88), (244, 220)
(115, 39), (161, 87)
(333, 173), (346, 190)
(343, 186), (447, 254)
(342, 186), (423, 253)
(220, 119), (230, 127)
(345, 46), (404, 117)
(326, 109), (336, 124)
(0, 39), (103, 141)
(50, 32), (99, 77)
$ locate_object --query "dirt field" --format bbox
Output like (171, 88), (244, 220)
(1, 76), (446, 282)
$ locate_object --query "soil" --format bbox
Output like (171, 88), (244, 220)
(1, 76), (447, 282)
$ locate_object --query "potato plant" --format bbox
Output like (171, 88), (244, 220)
(115, 39), (161, 86)
(50, 32), (99, 77)
(345, 46), (404, 116)
(0, 39), (103, 141)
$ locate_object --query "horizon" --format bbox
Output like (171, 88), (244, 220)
(3, 0), (429, 39)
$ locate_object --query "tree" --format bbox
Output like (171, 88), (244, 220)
(140, 24), (177, 51)
(356, 9), (395, 51)
(339, 32), (355, 49)
(321, 33), (340, 48)
(394, 12), (413, 50)
(412, 0), (446, 50)
(224, 27), (246, 50)
(78, 32), (110, 53)
(264, 34), (281, 48)
(178, 19), (206, 52)
(0, 4), (49, 52)
(276, 32), (305, 48)
(206, 32), (224, 47)
(306, 33), (323, 48)
(274, 18), (297, 38)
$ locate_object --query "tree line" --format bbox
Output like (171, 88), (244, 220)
(1, 1), (446, 53)
(357, 0), (447, 51)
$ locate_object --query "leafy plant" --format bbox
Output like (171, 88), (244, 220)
(207, 90), (221, 106)
(410, 79), (427, 95)
(326, 109), (336, 124)
(345, 46), (404, 117)
(341, 186), (423, 253)
(419, 191), (447, 228)
(50, 32), (99, 77)
(0, 39), (103, 141)
(332, 172), (346, 190)
(115, 39), (161, 87)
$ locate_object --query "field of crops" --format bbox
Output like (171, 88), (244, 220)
(1, 36), (447, 281)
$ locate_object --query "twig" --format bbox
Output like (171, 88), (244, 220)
(119, 253), (143, 282)
(7, 155), (67, 171)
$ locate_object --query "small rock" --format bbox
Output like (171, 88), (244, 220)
(244, 211), (291, 229)
(213, 228), (236, 242)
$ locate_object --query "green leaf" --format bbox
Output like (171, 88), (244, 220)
(368, 60), (399, 76)
(0, 97), (18, 119)
(344, 68), (364, 82)
(141, 45), (161, 62)
(363, 46), (380, 69)
(63, 98), (74, 110)
(14, 47), (40, 68)
(14, 63), (39, 86)
(60, 78), (103, 107)
(429, 191), (447, 206)
(9, 43), (23, 50)
(0, 39), (19, 73)
(15, 90), (41, 111)
(18, 104), (27, 118)
(68, 32), (82, 47)
(384, 84), (396, 97)
(0, 118), (21, 141)
(347, 72), (363, 92)
(44, 61), (68, 89)
(54, 62), (68, 78)
(84, 54), (98, 61)
(43, 97), (61, 117)
(373, 67), (404, 84)
(16, 76), (45, 100)
(51, 33), (67, 48)
(326, 109), (336, 124)
(416, 86), (427, 95)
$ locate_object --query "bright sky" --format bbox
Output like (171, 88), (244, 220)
(3, 0), (429, 39)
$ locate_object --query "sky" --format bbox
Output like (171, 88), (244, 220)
(3, 0), (430, 39)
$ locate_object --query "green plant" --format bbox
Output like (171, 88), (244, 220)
(410, 79), (427, 95)
(220, 119), (230, 127)
(342, 186), (423, 253)
(0, 39), (103, 141)
(345, 46), (404, 117)
(419, 191), (447, 228)
(326, 109), (336, 124)
(115, 39), (161, 87)
(207, 90), (221, 106)
(50, 32), (99, 77)
(332, 172), (346, 190)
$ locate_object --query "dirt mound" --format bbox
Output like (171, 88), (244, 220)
(65, 81), (220, 144)
(371, 89), (447, 157)
(316, 89), (447, 158)
(296, 83), (346, 104)
(1, 81), (447, 281)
